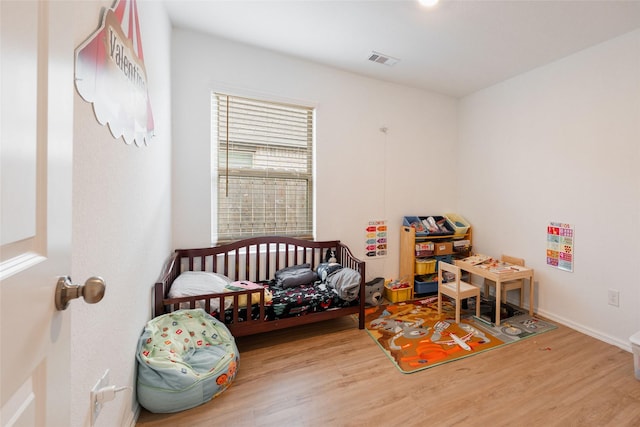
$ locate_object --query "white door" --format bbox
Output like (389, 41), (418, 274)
(1, 1), (74, 425)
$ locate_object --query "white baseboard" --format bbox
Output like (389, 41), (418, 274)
(497, 292), (633, 353)
(534, 307), (632, 353)
(125, 404), (140, 427)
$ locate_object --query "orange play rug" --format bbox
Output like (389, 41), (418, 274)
(364, 296), (556, 374)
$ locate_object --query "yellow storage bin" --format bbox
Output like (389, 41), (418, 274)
(415, 259), (436, 275)
(384, 282), (412, 303)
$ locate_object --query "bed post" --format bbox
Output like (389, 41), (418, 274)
(153, 283), (164, 317)
(154, 252), (179, 317)
(358, 261), (366, 330)
(337, 242), (366, 330)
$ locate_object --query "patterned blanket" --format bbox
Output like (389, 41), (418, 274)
(220, 280), (358, 323)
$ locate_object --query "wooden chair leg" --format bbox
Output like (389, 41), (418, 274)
(519, 289), (524, 308)
(455, 299), (461, 324)
(475, 295), (480, 318)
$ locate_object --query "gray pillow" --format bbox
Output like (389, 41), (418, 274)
(274, 263), (318, 288)
(317, 262), (343, 282)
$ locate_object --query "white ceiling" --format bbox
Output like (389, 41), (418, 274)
(164, 0), (640, 98)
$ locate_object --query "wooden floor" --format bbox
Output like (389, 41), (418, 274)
(136, 315), (640, 427)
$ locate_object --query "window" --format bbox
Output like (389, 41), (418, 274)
(212, 93), (314, 242)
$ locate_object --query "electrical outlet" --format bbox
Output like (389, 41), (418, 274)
(90, 369), (110, 426)
(608, 289), (620, 307)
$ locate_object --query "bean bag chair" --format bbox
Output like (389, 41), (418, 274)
(136, 309), (239, 413)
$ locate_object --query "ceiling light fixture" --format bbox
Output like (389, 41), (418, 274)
(418, 0), (439, 7)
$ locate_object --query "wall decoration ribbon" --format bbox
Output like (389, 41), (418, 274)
(75, 0), (154, 146)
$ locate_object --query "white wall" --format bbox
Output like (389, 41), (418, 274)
(171, 29), (459, 281)
(70, 2), (172, 426)
(458, 30), (640, 350)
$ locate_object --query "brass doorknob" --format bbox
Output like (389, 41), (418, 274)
(55, 276), (106, 310)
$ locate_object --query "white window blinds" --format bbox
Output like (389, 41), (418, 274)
(213, 93), (314, 241)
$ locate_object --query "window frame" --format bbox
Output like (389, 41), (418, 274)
(211, 92), (315, 244)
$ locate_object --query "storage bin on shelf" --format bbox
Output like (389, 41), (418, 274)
(444, 213), (470, 237)
(434, 241), (454, 255)
(435, 254), (453, 265)
(415, 259), (436, 275)
(415, 241), (434, 257)
(453, 239), (471, 255)
(414, 255), (453, 295)
(403, 216), (454, 237)
(414, 275), (438, 295)
(384, 280), (412, 303)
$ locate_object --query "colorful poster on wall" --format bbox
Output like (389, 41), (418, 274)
(365, 220), (387, 258)
(75, 0), (154, 146)
(546, 222), (574, 272)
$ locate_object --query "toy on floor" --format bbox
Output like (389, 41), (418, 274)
(365, 277), (385, 306)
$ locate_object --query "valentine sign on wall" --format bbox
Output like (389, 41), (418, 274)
(75, 0), (154, 146)
(546, 222), (574, 272)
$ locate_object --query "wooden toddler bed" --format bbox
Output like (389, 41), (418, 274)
(154, 237), (366, 337)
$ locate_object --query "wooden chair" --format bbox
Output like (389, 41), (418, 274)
(483, 255), (525, 307)
(437, 261), (480, 324)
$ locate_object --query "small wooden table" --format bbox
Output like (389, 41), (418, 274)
(455, 256), (535, 326)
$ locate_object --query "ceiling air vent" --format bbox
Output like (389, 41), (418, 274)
(368, 51), (400, 67)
